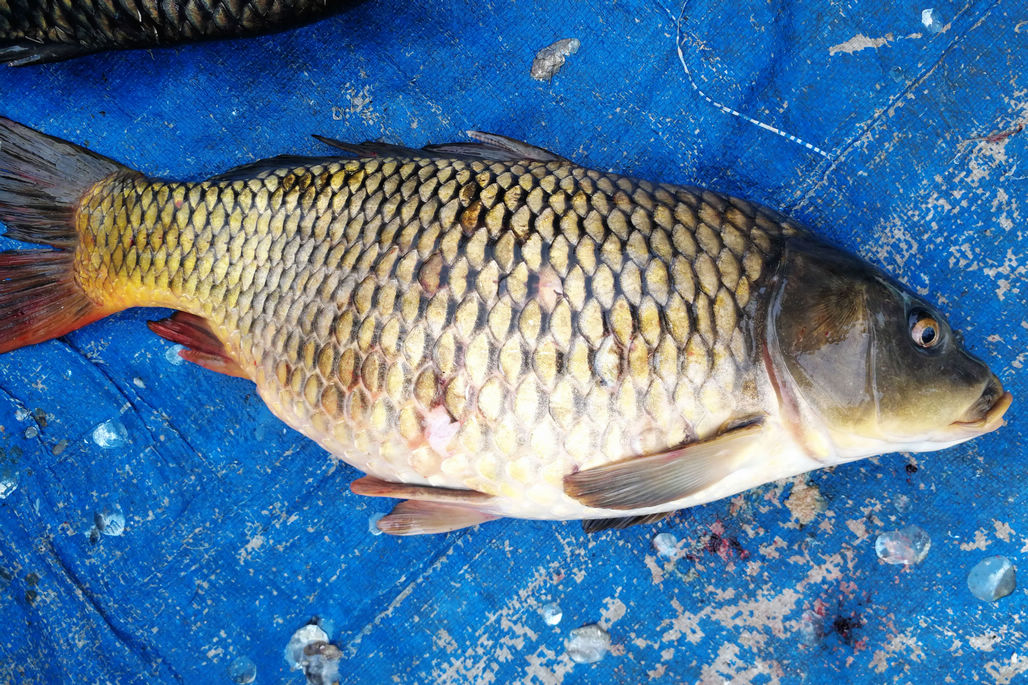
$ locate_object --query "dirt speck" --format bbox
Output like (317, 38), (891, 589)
(785, 478), (827, 525)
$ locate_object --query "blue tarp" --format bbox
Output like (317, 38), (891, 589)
(0, 0), (1025, 682)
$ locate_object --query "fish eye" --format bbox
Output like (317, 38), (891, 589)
(909, 310), (941, 349)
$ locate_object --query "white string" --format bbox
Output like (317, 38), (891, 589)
(674, 4), (833, 160)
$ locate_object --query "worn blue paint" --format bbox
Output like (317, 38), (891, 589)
(0, 0), (1025, 682)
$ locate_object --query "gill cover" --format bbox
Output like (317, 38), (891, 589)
(767, 239), (1005, 454)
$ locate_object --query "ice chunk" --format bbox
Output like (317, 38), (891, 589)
(24, 425), (38, 439)
(285, 621), (344, 685)
(285, 624), (328, 669)
(531, 38), (581, 81)
(652, 532), (678, 558)
(539, 601), (562, 626)
(14, 407), (29, 422)
(165, 344), (186, 365)
(874, 525), (930, 565)
(94, 502), (126, 537)
(565, 624), (610, 664)
(921, 8), (944, 33)
(368, 512), (386, 536)
(227, 656), (256, 684)
(967, 556), (1017, 602)
(301, 641), (342, 685)
(0, 465), (20, 499)
(92, 419), (129, 449)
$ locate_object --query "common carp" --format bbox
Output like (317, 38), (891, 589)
(0, 118), (1011, 534)
(0, 0), (363, 66)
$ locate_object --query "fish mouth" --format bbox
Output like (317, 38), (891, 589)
(950, 375), (1012, 436)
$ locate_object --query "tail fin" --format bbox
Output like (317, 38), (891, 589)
(0, 117), (128, 353)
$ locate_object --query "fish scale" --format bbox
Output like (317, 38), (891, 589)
(71, 154), (792, 518)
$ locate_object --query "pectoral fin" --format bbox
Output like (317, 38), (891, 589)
(376, 501), (499, 536)
(563, 421), (765, 511)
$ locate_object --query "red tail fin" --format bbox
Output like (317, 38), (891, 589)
(0, 117), (129, 352)
(0, 250), (108, 353)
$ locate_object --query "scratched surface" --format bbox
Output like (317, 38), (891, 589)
(0, 0), (1025, 682)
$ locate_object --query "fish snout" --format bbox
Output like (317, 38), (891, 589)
(952, 374), (1011, 434)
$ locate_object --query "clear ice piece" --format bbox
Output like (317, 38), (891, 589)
(565, 623), (610, 664)
(874, 525), (930, 565)
(368, 512), (385, 536)
(165, 344), (186, 365)
(0, 465), (20, 499)
(94, 502), (126, 537)
(284, 624), (329, 670)
(301, 641), (342, 685)
(227, 656), (257, 684)
(540, 602), (563, 626)
(921, 8), (944, 33)
(968, 556), (1017, 602)
(92, 419), (129, 448)
(652, 532), (678, 558)
(531, 38), (581, 81)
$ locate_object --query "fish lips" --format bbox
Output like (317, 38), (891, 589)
(949, 381), (1012, 437)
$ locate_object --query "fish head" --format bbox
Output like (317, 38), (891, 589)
(768, 239), (1010, 459)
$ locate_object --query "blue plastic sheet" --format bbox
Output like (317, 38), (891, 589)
(0, 0), (1025, 682)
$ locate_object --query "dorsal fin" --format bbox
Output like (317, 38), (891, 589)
(425, 131), (566, 163)
(314, 131), (567, 164)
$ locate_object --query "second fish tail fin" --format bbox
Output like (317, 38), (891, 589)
(0, 117), (131, 353)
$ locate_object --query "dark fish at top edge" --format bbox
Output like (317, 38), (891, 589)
(0, 0), (367, 66)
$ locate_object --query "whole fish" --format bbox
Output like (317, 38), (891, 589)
(0, 118), (1011, 534)
(0, 0), (362, 66)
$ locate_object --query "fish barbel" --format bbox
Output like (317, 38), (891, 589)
(0, 119), (1011, 534)
(0, 0), (362, 65)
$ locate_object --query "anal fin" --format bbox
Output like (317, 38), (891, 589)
(376, 500), (499, 536)
(564, 421), (765, 511)
(581, 511), (672, 534)
(147, 312), (248, 379)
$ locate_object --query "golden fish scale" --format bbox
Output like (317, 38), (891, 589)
(73, 156), (796, 510)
